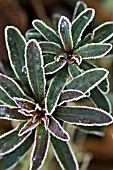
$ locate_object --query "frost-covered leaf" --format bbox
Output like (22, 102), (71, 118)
(59, 90), (86, 105)
(54, 106), (113, 125)
(72, 1), (87, 21)
(46, 67), (68, 115)
(30, 123), (49, 170)
(51, 135), (79, 170)
(0, 123), (31, 156)
(39, 42), (62, 54)
(76, 43), (112, 59)
(66, 68), (108, 93)
(0, 131), (35, 170)
(45, 60), (67, 75)
(58, 16), (73, 51)
(77, 22), (113, 47)
(25, 28), (43, 41)
(33, 19), (61, 45)
(0, 106), (30, 121)
(68, 63), (81, 78)
(43, 54), (55, 65)
(25, 40), (45, 104)
(48, 116), (69, 141)
(0, 88), (16, 106)
(72, 8), (95, 47)
(90, 87), (111, 113)
(5, 26), (30, 89)
(0, 74), (26, 99)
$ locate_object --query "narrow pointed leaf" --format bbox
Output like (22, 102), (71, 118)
(25, 28), (43, 41)
(90, 87), (111, 113)
(58, 16), (73, 51)
(45, 60), (67, 75)
(68, 63), (81, 78)
(46, 67), (68, 115)
(5, 26), (30, 89)
(25, 40), (46, 104)
(72, 8), (95, 47)
(59, 90), (86, 105)
(76, 43), (112, 59)
(54, 106), (113, 125)
(72, 1), (87, 21)
(48, 116), (69, 141)
(43, 54), (55, 65)
(0, 123), (31, 156)
(0, 105), (30, 121)
(14, 97), (36, 110)
(0, 74), (26, 99)
(39, 42), (62, 54)
(30, 123), (49, 170)
(66, 68), (108, 93)
(51, 135), (79, 170)
(77, 22), (113, 47)
(0, 88), (16, 106)
(33, 19), (61, 45)
(0, 131), (35, 170)
(79, 61), (109, 93)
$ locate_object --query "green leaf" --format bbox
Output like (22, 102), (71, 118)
(52, 14), (61, 30)
(45, 60), (67, 75)
(0, 123), (31, 156)
(79, 61), (109, 93)
(51, 135), (79, 170)
(66, 68), (108, 93)
(39, 42), (62, 54)
(0, 130), (35, 170)
(25, 28), (43, 41)
(90, 87), (111, 113)
(72, 1), (87, 21)
(54, 106), (113, 125)
(0, 88), (16, 106)
(32, 19), (61, 45)
(0, 74), (26, 99)
(76, 43), (112, 59)
(72, 8), (95, 47)
(5, 26), (30, 89)
(68, 63), (81, 78)
(48, 116), (69, 141)
(0, 106), (30, 121)
(58, 16), (73, 51)
(25, 40), (46, 104)
(30, 123), (49, 170)
(77, 22), (113, 47)
(43, 54), (55, 65)
(59, 89), (86, 105)
(46, 66), (68, 115)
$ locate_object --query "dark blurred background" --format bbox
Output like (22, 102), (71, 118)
(0, 0), (113, 169)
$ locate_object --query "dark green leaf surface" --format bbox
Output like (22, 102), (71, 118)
(72, 8), (95, 47)
(0, 123), (30, 155)
(25, 28), (43, 41)
(59, 90), (85, 105)
(90, 87), (111, 113)
(0, 88), (16, 106)
(26, 40), (45, 104)
(5, 26), (30, 89)
(52, 14), (61, 30)
(30, 123), (49, 170)
(66, 68), (108, 93)
(46, 66), (68, 115)
(43, 54), (55, 65)
(0, 106), (29, 120)
(72, 1), (87, 21)
(39, 42), (62, 54)
(58, 16), (73, 51)
(45, 60), (67, 74)
(33, 20), (61, 45)
(68, 63), (81, 78)
(54, 106), (112, 125)
(0, 74), (26, 99)
(0, 131), (35, 170)
(76, 43), (112, 59)
(77, 22), (113, 47)
(51, 135), (79, 170)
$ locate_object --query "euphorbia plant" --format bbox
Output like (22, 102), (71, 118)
(0, 1), (113, 170)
